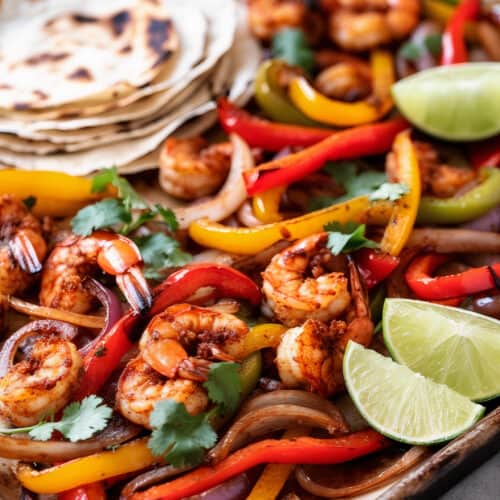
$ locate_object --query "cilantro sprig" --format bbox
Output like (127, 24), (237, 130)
(272, 28), (314, 73)
(325, 221), (378, 255)
(0, 396), (112, 442)
(71, 167), (191, 279)
(148, 361), (241, 468)
(369, 182), (409, 201)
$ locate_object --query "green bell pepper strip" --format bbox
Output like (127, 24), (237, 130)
(417, 167), (500, 224)
(254, 60), (320, 127)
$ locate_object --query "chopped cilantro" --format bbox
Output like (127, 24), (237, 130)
(324, 221), (378, 255)
(369, 182), (409, 201)
(399, 41), (421, 62)
(424, 34), (442, 56)
(22, 196), (37, 210)
(0, 396), (112, 442)
(272, 28), (314, 73)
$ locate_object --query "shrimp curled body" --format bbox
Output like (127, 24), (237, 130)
(0, 337), (82, 426)
(117, 304), (250, 427)
(262, 233), (351, 327)
(0, 195), (47, 296)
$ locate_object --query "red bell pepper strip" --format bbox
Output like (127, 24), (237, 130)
(469, 135), (500, 169)
(441, 0), (481, 65)
(244, 118), (408, 196)
(405, 253), (500, 300)
(355, 249), (400, 289)
(58, 482), (106, 500)
(131, 430), (388, 500)
(74, 311), (141, 400)
(151, 263), (261, 315)
(217, 98), (333, 151)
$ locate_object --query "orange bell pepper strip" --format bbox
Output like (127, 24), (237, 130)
(380, 130), (421, 256)
(189, 196), (392, 255)
(16, 439), (158, 494)
(0, 170), (114, 217)
(288, 51), (394, 127)
(130, 430), (388, 500)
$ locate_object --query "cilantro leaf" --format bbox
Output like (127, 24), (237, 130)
(23, 196), (37, 210)
(0, 396), (112, 442)
(399, 41), (421, 62)
(71, 198), (131, 236)
(155, 205), (178, 232)
(325, 222), (378, 255)
(92, 167), (147, 211)
(148, 400), (217, 468)
(424, 33), (442, 56)
(135, 233), (191, 280)
(272, 28), (314, 73)
(369, 182), (409, 201)
(203, 362), (241, 415)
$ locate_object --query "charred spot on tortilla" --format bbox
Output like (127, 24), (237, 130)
(0, 84), (11, 90)
(110, 11), (131, 37)
(147, 18), (173, 65)
(68, 68), (93, 81)
(120, 45), (132, 54)
(71, 13), (99, 24)
(24, 52), (69, 66)
(33, 90), (48, 101)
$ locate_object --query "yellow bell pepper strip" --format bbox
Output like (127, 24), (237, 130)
(16, 438), (158, 494)
(380, 130), (421, 256)
(252, 187), (285, 224)
(423, 0), (476, 40)
(0, 170), (113, 217)
(189, 195), (392, 255)
(246, 428), (307, 500)
(241, 324), (287, 358)
(288, 51), (394, 127)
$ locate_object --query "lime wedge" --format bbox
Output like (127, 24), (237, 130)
(383, 299), (500, 401)
(392, 63), (500, 141)
(343, 341), (484, 445)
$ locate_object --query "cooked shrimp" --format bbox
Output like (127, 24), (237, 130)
(159, 137), (232, 201)
(389, 141), (476, 198)
(40, 231), (152, 314)
(0, 195), (47, 296)
(0, 336), (82, 426)
(314, 61), (372, 101)
(262, 233), (351, 327)
(276, 259), (373, 396)
(116, 356), (209, 428)
(322, 0), (420, 51)
(139, 303), (250, 381)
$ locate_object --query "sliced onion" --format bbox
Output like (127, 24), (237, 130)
(187, 473), (250, 500)
(78, 278), (123, 356)
(295, 446), (429, 498)
(121, 465), (194, 498)
(460, 206), (500, 233)
(0, 417), (141, 462)
(174, 134), (255, 230)
(0, 319), (78, 377)
(236, 201), (261, 228)
(233, 240), (291, 272)
(407, 229), (500, 254)
(208, 404), (347, 465)
(4, 295), (105, 329)
(238, 390), (347, 426)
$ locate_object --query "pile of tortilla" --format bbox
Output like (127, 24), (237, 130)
(0, 0), (261, 176)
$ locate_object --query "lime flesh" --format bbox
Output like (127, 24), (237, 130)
(343, 341), (484, 445)
(392, 63), (500, 141)
(383, 299), (500, 401)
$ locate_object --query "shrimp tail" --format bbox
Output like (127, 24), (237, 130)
(177, 358), (212, 383)
(8, 231), (42, 274)
(116, 265), (153, 313)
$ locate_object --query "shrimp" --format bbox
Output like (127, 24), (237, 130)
(159, 137), (232, 201)
(0, 195), (47, 296)
(0, 336), (82, 426)
(314, 60), (372, 101)
(322, 0), (420, 51)
(262, 233), (351, 327)
(389, 141), (476, 198)
(116, 303), (249, 427)
(40, 231), (152, 314)
(116, 356), (209, 428)
(276, 258), (373, 396)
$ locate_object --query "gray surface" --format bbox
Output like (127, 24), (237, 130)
(440, 452), (500, 499)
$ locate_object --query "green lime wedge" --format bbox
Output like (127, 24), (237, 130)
(383, 299), (500, 402)
(343, 341), (484, 445)
(392, 63), (500, 141)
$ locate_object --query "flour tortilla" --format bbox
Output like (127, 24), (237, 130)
(0, 2), (206, 122)
(0, 0), (178, 110)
